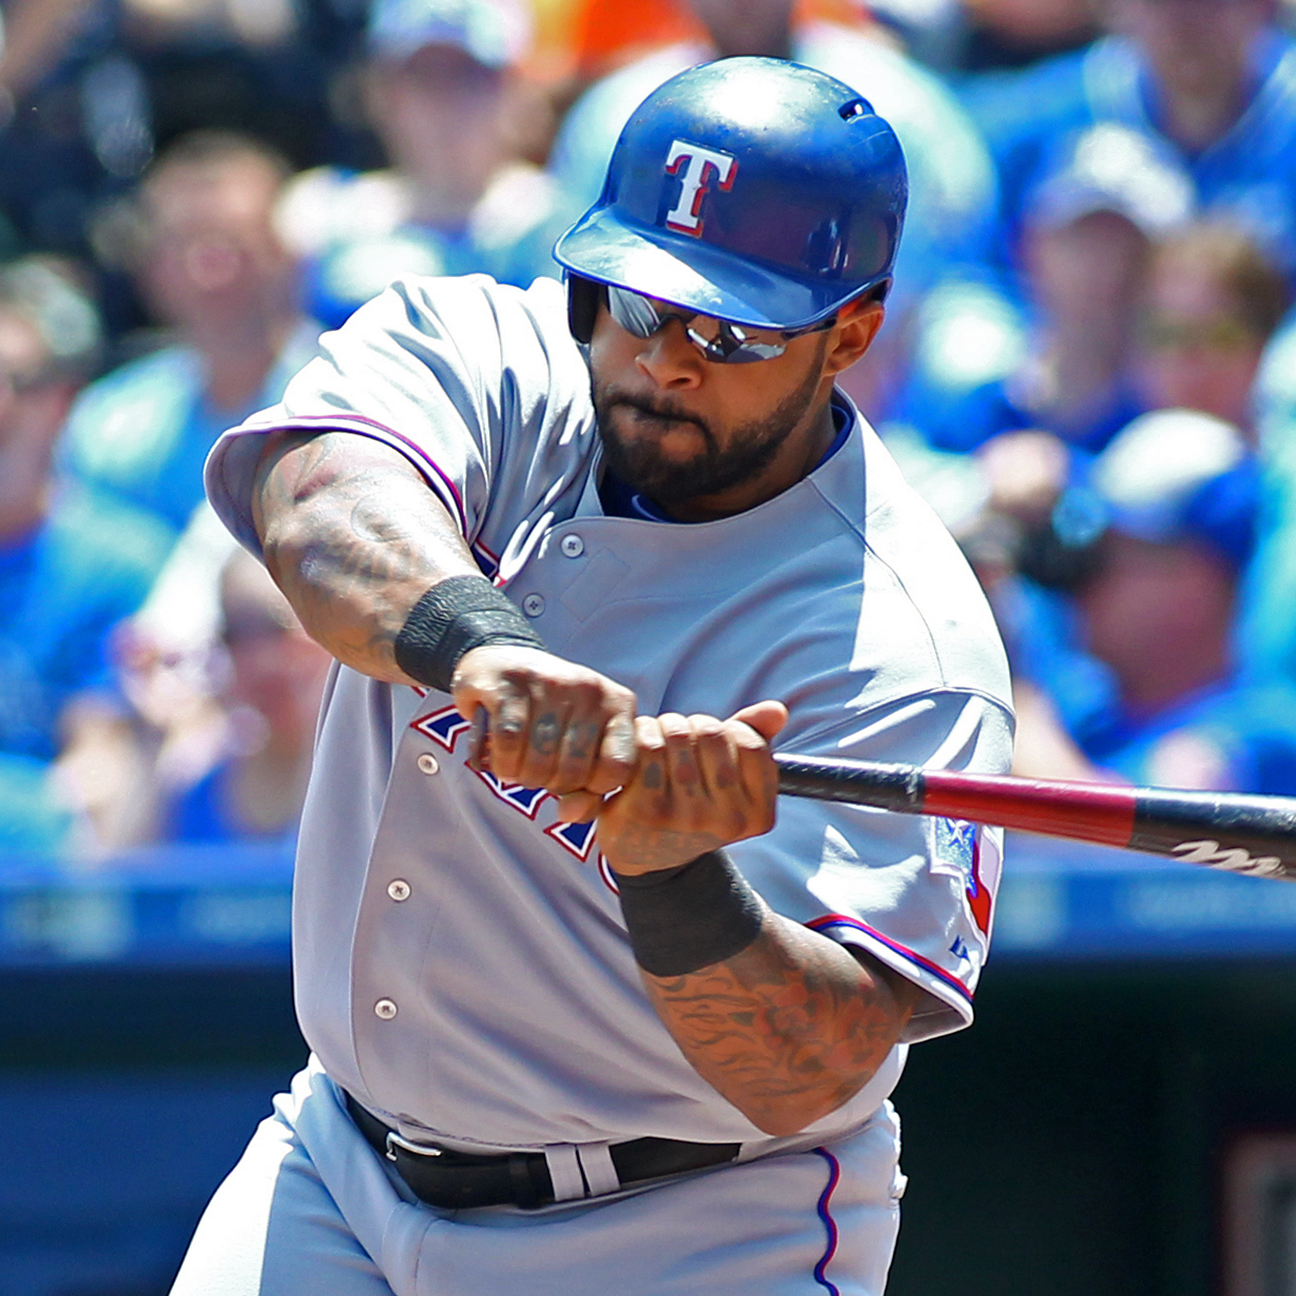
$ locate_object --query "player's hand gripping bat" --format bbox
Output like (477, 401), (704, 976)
(773, 754), (1296, 881)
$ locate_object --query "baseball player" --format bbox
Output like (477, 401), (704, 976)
(173, 58), (1013, 1296)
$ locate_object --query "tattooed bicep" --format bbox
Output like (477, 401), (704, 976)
(251, 431), (439, 540)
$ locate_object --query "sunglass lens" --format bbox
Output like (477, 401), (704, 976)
(605, 285), (793, 363)
(607, 286), (666, 339)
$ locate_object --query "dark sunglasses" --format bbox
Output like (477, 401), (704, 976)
(606, 285), (836, 365)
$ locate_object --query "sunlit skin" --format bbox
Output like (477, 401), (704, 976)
(588, 298), (885, 522)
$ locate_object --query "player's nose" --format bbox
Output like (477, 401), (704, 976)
(635, 319), (704, 390)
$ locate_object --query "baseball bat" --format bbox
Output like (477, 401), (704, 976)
(773, 753), (1296, 881)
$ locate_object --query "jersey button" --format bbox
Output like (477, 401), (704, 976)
(374, 998), (398, 1020)
(417, 753), (439, 775)
(522, 593), (545, 618)
(560, 534), (585, 558)
(387, 879), (411, 902)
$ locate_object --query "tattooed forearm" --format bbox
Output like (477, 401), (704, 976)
(251, 431), (480, 681)
(641, 913), (922, 1136)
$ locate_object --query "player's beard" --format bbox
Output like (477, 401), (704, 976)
(591, 340), (826, 510)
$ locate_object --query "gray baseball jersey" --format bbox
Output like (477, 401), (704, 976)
(205, 273), (1013, 1158)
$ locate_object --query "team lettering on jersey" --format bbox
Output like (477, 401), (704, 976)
(664, 140), (737, 236)
(411, 703), (610, 876)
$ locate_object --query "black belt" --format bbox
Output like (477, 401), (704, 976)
(345, 1092), (740, 1210)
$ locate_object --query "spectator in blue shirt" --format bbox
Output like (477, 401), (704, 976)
(1011, 408), (1296, 795)
(0, 256), (172, 850)
(58, 130), (319, 537)
(966, 0), (1296, 290)
(274, 0), (566, 330)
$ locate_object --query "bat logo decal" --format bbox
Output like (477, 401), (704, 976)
(1171, 839), (1286, 877)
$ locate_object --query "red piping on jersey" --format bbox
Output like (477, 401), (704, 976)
(812, 1147), (842, 1296)
(807, 914), (973, 1006)
(263, 413), (469, 535)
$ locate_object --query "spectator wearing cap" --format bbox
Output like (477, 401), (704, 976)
(966, 0), (1296, 293)
(1010, 408), (1296, 795)
(913, 122), (1191, 459)
(275, 0), (565, 330)
(0, 256), (172, 850)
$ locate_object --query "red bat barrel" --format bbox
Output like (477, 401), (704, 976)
(772, 753), (1296, 881)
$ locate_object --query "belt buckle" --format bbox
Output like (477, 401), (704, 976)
(384, 1129), (445, 1164)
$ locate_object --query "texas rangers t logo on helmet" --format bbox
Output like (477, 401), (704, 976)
(663, 140), (737, 236)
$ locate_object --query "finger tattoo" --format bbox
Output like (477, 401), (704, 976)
(567, 721), (599, 762)
(531, 711), (561, 757)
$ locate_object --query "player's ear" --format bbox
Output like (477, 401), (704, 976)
(822, 293), (886, 377)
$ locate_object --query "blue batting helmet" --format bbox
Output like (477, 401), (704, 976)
(554, 56), (908, 341)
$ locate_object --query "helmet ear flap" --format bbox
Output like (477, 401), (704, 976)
(567, 274), (603, 344)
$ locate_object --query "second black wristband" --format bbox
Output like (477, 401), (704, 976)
(613, 851), (765, 978)
(394, 575), (546, 692)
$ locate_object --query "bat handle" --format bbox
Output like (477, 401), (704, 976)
(773, 752), (926, 812)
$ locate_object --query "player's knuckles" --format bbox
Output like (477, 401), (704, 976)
(604, 683), (637, 716)
(498, 663), (548, 694)
(685, 714), (725, 741)
(656, 712), (692, 741)
(728, 721), (770, 754)
(557, 676), (604, 713)
(634, 713), (664, 742)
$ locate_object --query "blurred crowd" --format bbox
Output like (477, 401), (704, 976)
(6, 0), (1296, 857)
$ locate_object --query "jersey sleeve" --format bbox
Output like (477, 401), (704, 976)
(728, 688), (1014, 1043)
(204, 274), (595, 556)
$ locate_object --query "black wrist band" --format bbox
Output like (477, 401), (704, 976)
(613, 851), (764, 978)
(394, 575), (546, 692)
